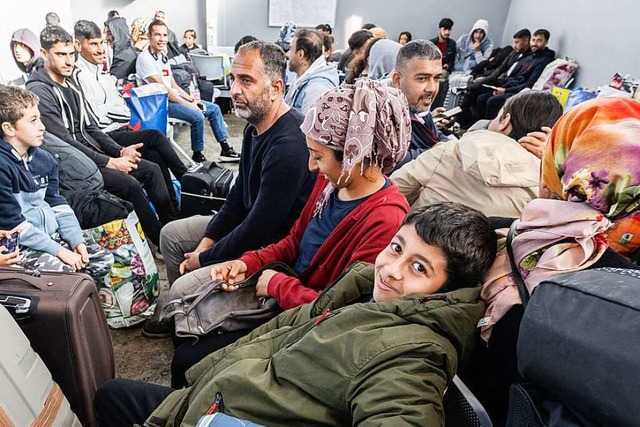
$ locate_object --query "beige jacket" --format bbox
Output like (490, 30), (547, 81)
(391, 130), (540, 218)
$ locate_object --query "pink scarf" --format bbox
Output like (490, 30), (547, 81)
(479, 198), (610, 342)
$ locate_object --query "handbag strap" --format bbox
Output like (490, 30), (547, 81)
(506, 219), (530, 308)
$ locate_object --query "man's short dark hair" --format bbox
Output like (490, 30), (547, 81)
(361, 23), (377, 30)
(533, 29), (550, 41)
(148, 19), (167, 35)
(183, 29), (197, 39)
(107, 10), (119, 19)
(403, 202), (497, 292)
(293, 29), (323, 63)
(74, 20), (102, 40)
(513, 28), (531, 39)
(40, 25), (73, 50)
(502, 91), (563, 141)
(234, 35), (258, 54)
(348, 30), (373, 51)
(237, 40), (286, 84)
(438, 18), (454, 30)
(315, 24), (332, 34)
(395, 39), (442, 73)
(0, 85), (39, 138)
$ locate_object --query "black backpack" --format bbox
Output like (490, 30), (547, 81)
(41, 132), (131, 228)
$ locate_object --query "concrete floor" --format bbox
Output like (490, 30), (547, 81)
(110, 109), (245, 387)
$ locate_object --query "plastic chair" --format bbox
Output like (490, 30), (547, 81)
(444, 375), (494, 427)
(190, 54), (229, 89)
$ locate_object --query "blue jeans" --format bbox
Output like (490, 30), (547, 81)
(168, 100), (229, 152)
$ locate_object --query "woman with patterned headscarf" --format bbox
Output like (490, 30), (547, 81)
(170, 79), (411, 387)
(473, 97), (640, 422)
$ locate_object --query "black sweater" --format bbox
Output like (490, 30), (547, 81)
(199, 109), (315, 265)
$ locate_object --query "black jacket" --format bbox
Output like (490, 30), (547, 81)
(26, 65), (122, 168)
(430, 36), (456, 71)
(503, 47), (555, 94)
(104, 16), (138, 79)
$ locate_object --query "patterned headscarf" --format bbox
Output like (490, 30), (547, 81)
(542, 97), (640, 220)
(300, 79), (411, 215)
(480, 97), (640, 342)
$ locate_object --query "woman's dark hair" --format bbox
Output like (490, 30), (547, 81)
(315, 23), (332, 34)
(345, 37), (380, 83)
(347, 29), (373, 51)
(502, 91), (563, 141)
(398, 31), (412, 43)
(403, 202), (497, 292)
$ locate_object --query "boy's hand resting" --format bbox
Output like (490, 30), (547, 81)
(58, 247), (86, 270)
(210, 260), (248, 290)
(74, 243), (90, 264)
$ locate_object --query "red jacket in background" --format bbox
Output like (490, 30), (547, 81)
(239, 175), (410, 309)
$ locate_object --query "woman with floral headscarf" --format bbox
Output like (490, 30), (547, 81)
(470, 97), (640, 423)
(171, 79), (411, 388)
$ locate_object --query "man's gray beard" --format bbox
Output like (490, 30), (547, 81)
(234, 90), (271, 125)
(410, 103), (432, 114)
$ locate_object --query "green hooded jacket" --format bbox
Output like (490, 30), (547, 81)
(146, 262), (485, 426)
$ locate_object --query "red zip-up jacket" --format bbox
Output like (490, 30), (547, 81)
(239, 175), (410, 309)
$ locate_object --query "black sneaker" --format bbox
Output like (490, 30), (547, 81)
(218, 148), (241, 162)
(141, 317), (172, 339)
(192, 151), (207, 163)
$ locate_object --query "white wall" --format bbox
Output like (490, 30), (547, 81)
(0, 0), (74, 82)
(68, 0), (206, 50)
(502, 0), (640, 87)
(215, 0), (512, 51)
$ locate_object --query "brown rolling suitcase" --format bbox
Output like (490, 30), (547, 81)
(0, 268), (115, 427)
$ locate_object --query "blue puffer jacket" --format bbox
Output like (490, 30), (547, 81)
(0, 139), (84, 255)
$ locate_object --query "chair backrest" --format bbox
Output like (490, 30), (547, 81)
(190, 54), (225, 82)
(443, 376), (494, 427)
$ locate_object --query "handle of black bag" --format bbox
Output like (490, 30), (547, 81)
(506, 219), (530, 308)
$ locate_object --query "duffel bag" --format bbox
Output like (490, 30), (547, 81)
(517, 268), (640, 426)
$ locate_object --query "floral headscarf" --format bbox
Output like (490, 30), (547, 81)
(480, 97), (640, 342)
(300, 79), (411, 215)
(542, 97), (640, 220)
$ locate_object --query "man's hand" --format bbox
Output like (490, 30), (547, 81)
(179, 252), (201, 275)
(432, 107), (452, 130)
(74, 243), (90, 265)
(211, 260), (248, 290)
(255, 269), (277, 297)
(58, 247), (85, 270)
(121, 143), (143, 163)
(473, 40), (481, 51)
(106, 157), (137, 173)
(493, 87), (506, 95)
(518, 126), (552, 159)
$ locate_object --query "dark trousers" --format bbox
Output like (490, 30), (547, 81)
(477, 92), (513, 120)
(108, 128), (188, 209)
(95, 379), (174, 427)
(171, 329), (251, 388)
(99, 159), (176, 246)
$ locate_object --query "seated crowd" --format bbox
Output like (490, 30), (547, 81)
(1, 7), (639, 427)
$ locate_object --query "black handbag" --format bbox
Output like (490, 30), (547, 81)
(161, 262), (296, 341)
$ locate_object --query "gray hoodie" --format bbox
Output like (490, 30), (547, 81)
(284, 56), (339, 114)
(10, 28), (41, 74)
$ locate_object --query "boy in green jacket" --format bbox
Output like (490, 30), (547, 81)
(95, 202), (497, 427)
